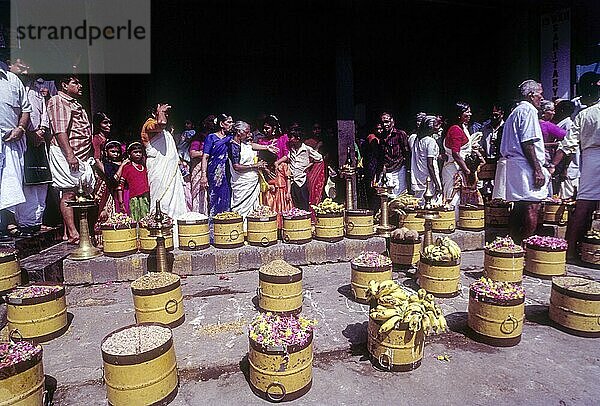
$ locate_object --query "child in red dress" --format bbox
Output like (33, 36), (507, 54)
(119, 142), (150, 221)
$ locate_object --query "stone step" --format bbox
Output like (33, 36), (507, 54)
(0, 226), (63, 260)
(20, 242), (76, 283)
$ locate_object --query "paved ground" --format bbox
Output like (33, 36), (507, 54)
(2, 251), (599, 405)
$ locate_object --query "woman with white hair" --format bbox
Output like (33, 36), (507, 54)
(228, 121), (267, 228)
(539, 100), (567, 164)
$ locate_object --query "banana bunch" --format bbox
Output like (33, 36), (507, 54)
(312, 198), (345, 215)
(586, 229), (600, 240)
(388, 192), (421, 214)
(422, 237), (461, 262)
(367, 281), (447, 336)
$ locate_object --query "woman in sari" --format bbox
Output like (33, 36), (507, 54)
(228, 121), (267, 228)
(257, 115), (289, 159)
(200, 114), (235, 217)
(189, 115), (214, 214)
(304, 123), (326, 208)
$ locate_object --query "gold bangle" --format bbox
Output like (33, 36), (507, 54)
(17, 125), (26, 132)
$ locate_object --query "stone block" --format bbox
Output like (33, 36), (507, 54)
(305, 240), (327, 264)
(238, 245), (263, 270)
(115, 254), (146, 281)
(190, 248), (216, 275)
(172, 250), (192, 275)
(216, 249), (240, 273)
(259, 244), (284, 266)
(63, 259), (93, 284)
(283, 244), (306, 266)
(90, 256), (119, 284)
(325, 240), (346, 263)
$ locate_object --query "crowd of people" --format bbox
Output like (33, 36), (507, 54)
(1, 53), (599, 259)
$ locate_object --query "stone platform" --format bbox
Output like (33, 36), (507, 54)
(62, 229), (485, 285)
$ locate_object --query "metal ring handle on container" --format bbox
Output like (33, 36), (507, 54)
(347, 221), (355, 232)
(378, 351), (393, 371)
(230, 229), (240, 241)
(256, 287), (262, 300)
(266, 381), (287, 402)
(9, 329), (23, 342)
(283, 234), (291, 243)
(165, 299), (178, 314)
(500, 314), (518, 334)
(261, 236), (270, 247)
(188, 240), (197, 249)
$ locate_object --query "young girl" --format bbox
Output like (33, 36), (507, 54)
(119, 142), (150, 221)
(97, 140), (128, 221)
(460, 149), (486, 206)
(259, 150), (292, 228)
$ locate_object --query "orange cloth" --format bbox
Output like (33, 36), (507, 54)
(140, 117), (161, 144)
(263, 163), (293, 228)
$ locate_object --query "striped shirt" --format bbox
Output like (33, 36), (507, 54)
(47, 91), (92, 160)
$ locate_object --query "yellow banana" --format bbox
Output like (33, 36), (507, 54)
(379, 315), (401, 333)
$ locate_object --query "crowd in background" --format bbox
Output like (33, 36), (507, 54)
(1, 54), (599, 259)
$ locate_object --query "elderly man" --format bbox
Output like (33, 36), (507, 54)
(47, 74), (95, 244)
(380, 112), (410, 197)
(0, 57), (31, 242)
(500, 80), (548, 242)
(550, 72), (600, 259)
(8, 59), (53, 237)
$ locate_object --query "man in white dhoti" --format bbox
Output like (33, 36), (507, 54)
(8, 60), (53, 237)
(0, 62), (31, 242)
(550, 72), (600, 259)
(141, 104), (187, 242)
(500, 79), (549, 242)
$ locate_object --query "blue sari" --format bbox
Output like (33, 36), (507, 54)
(203, 133), (233, 217)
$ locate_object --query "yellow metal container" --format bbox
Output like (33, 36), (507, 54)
(484, 202), (510, 228)
(6, 284), (68, 342)
(468, 289), (524, 346)
(0, 345), (44, 405)
(257, 269), (303, 315)
(549, 276), (600, 337)
(397, 210), (425, 234)
(524, 244), (566, 279)
(102, 224), (138, 257)
(248, 332), (313, 402)
(390, 238), (421, 268)
(282, 214), (312, 244)
(177, 219), (209, 251)
(483, 249), (524, 283)
(367, 315), (424, 371)
(580, 238), (600, 266)
(417, 257), (461, 297)
(213, 217), (244, 249)
(458, 205), (484, 231)
(138, 227), (174, 254)
(542, 202), (569, 225)
(345, 209), (374, 239)
(314, 213), (345, 242)
(350, 263), (393, 304)
(432, 209), (455, 233)
(0, 248), (20, 295)
(132, 277), (185, 328)
(247, 215), (278, 247)
(102, 323), (178, 406)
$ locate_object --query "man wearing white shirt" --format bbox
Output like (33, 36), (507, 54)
(0, 58), (31, 241)
(500, 79), (548, 242)
(551, 72), (600, 259)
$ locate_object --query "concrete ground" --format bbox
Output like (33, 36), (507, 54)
(2, 251), (599, 406)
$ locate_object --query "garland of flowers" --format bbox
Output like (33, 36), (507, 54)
(7, 285), (62, 300)
(351, 251), (392, 267)
(248, 313), (317, 349)
(101, 212), (136, 229)
(470, 277), (525, 304)
(523, 235), (568, 250)
(485, 236), (523, 254)
(281, 208), (311, 218)
(0, 341), (42, 369)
